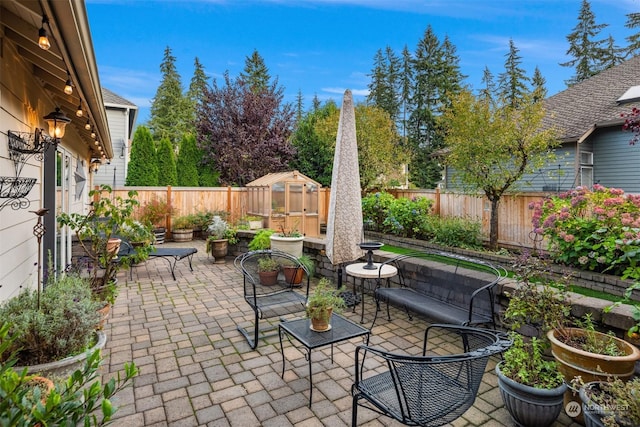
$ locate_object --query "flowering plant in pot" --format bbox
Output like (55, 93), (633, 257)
(305, 278), (346, 332)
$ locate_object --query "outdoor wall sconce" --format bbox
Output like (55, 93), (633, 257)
(90, 158), (102, 173)
(43, 107), (71, 139)
(38, 15), (51, 50)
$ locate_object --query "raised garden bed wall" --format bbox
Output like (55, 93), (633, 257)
(235, 230), (640, 344)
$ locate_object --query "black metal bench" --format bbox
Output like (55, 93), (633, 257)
(372, 251), (505, 329)
(119, 241), (197, 280)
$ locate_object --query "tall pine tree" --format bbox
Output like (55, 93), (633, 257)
(149, 46), (190, 149)
(240, 49), (271, 93)
(561, 0), (609, 85)
(498, 39), (530, 108)
(186, 57), (209, 133)
(531, 66), (547, 103)
(626, 12), (640, 57)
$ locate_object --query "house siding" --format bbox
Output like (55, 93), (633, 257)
(591, 127), (640, 193)
(93, 108), (129, 187)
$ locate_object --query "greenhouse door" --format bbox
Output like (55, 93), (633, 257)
(285, 182), (305, 233)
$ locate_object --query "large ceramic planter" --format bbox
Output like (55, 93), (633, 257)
(173, 228), (193, 242)
(270, 235), (304, 258)
(547, 328), (640, 423)
(496, 362), (567, 427)
(15, 330), (107, 378)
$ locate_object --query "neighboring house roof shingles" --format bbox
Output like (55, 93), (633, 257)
(543, 55), (640, 142)
(102, 87), (137, 107)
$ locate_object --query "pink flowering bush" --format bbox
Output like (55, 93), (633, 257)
(531, 184), (640, 276)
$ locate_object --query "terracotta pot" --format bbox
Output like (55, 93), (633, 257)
(283, 266), (304, 286)
(27, 375), (55, 405)
(547, 328), (640, 424)
(310, 307), (332, 332)
(259, 270), (278, 286)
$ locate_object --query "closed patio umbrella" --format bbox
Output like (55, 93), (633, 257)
(325, 89), (364, 298)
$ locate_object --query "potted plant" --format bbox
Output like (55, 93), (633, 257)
(172, 214), (195, 242)
(248, 229), (274, 251)
(257, 256), (280, 286)
(206, 215), (238, 262)
(192, 210), (214, 239)
(547, 314), (640, 423)
(496, 333), (567, 427)
(281, 254), (315, 286)
(270, 225), (304, 258)
(119, 220), (154, 248)
(0, 322), (138, 426)
(138, 196), (174, 244)
(0, 272), (103, 377)
(577, 377), (640, 427)
(244, 215), (263, 230)
(57, 185), (151, 305)
(306, 278), (346, 332)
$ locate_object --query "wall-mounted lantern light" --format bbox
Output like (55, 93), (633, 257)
(43, 107), (71, 139)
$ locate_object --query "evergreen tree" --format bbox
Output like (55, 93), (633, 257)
(290, 101), (338, 186)
(498, 39), (530, 108)
(600, 34), (625, 69)
(531, 66), (547, 103)
(367, 46), (401, 125)
(408, 26), (464, 188)
(626, 12), (640, 57)
(479, 66), (496, 102)
(156, 137), (178, 186)
(295, 89), (304, 123)
(149, 46), (190, 149)
(176, 134), (200, 186)
(399, 45), (414, 140)
(312, 94), (321, 111)
(561, 0), (608, 85)
(126, 126), (158, 186)
(198, 165), (219, 187)
(186, 57), (209, 131)
(240, 49), (271, 93)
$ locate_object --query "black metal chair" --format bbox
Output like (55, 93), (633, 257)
(351, 324), (511, 427)
(234, 250), (311, 349)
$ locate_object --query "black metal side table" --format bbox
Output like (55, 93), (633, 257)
(278, 314), (370, 407)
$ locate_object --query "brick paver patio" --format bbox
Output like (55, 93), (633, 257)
(101, 240), (580, 426)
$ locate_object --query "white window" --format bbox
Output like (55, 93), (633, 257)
(580, 166), (593, 188)
(580, 151), (593, 166)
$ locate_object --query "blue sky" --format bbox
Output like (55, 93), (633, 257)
(86, 0), (639, 125)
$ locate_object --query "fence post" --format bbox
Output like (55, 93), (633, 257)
(227, 186), (232, 216)
(434, 187), (441, 216)
(166, 185), (172, 238)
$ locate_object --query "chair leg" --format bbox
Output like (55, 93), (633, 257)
(351, 394), (359, 427)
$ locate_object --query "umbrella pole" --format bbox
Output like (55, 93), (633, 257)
(337, 264), (343, 289)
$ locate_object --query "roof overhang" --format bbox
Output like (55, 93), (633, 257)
(1, 0), (112, 158)
(577, 118), (628, 143)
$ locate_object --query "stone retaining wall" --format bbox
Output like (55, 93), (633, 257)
(234, 230), (639, 345)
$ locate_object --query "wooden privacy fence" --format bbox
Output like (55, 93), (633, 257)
(109, 186), (548, 250)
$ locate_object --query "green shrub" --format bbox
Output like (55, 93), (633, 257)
(126, 125), (158, 186)
(0, 323), (138, 426)
(157, 137), (178, 186)
(383, 196), (432, 237)
(362, 192), (396, 232)
(427, 215), (483, 249)
(0, 274), (101, 365)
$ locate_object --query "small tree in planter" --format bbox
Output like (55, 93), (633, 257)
(138, 196), (174, 243)
(57, 185), (151, 302)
